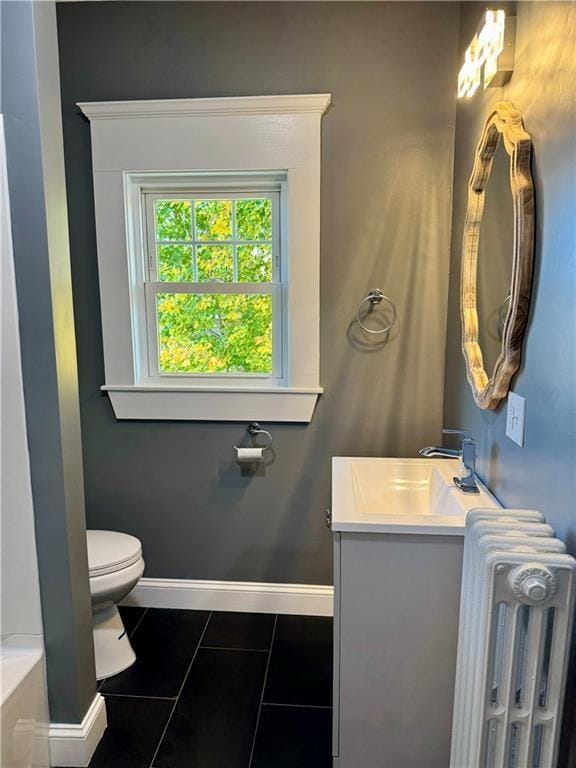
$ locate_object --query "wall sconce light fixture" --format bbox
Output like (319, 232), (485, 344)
(458, 10), (516, 98)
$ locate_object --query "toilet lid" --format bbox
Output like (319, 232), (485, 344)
(87, 530), (142, 577)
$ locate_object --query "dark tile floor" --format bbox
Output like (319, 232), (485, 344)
(87, 607), (333, 768)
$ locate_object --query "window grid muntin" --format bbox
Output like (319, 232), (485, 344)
(231, 198), (238, 281)
(142, 188), (283, 381)
(191, 198), (197, 279)
(146, 191), (278, 284)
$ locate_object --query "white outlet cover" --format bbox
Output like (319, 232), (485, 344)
(506, 392), (526, 446)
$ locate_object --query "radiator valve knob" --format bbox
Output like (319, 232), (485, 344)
(510, 565), (557, 605)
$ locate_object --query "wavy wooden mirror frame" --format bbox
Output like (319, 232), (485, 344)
(461, 101), (534, 410)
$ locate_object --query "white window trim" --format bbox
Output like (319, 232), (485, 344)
(79, 94), (331, 421)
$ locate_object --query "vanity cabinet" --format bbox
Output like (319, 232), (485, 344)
(332, 530), (464, 768)
(330, 456), (499, 767)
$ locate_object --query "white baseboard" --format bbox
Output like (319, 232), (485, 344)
(49, 693), (107, 767)
(122, 577), (334, 616)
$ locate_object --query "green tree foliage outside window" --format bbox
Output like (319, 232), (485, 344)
(157, 294), (272, 374)
(153, 197), (275, 375)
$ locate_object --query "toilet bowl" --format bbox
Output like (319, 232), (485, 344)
(87, 530), (145, 680)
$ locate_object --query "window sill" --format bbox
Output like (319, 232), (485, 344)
(101, 384), (323, 422)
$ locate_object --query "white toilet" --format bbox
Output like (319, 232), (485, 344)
(87, 530), (145, 680)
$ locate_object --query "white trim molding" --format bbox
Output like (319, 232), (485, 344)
(78, 93), (332, 120)
(79, 93), (331, 422)
(104, 386), (323, 422)
(49, 693), (107, 768)
(122, 578), (334, 617)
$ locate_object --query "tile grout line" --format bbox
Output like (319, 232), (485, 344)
(147, 611), (213, 768)
(99, 608), (148, 695)
(127, 607), (149, 639)
(262, 701), (333, 710)
(199, 645), (269, 653)
(247, 614), (278, 768)
(101, 692), (176, 701)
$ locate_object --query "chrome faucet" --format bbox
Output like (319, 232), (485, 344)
(419, 428), (479, 494)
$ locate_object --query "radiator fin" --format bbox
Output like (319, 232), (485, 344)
(450, 508), (575, 768)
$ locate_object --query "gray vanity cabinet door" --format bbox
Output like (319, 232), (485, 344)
(333, 532), (464, 768)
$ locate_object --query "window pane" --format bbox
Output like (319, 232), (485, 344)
(158, 245), (194, 282)
(197, 245), (233, 282)
(194, 200), (232, 241)
(236, 198), (272, 241)
(155, 200), (192, 241)
(156, 293), (273, 374)
(237, 245), (273, 282)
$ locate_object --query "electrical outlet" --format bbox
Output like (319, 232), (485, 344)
(506, 392), (526, 446)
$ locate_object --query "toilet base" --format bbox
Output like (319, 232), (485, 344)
(92, 604), (136, 680)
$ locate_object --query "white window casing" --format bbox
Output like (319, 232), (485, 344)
(79, 94), (331, 422)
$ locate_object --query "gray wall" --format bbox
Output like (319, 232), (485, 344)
(57, 1), (460, 586)
(2, 0), (95, 723)
(444, 3), (576, 764)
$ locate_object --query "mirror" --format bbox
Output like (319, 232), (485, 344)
(460, 102), (535, 410)
(477, 138), (514, 375)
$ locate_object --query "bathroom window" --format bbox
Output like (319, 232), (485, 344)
(142, 187), (283, 381)
(80, 94), (329, 421)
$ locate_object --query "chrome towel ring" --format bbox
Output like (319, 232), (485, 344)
(246, 422), (273, 450)
(356, 289), (397, 335)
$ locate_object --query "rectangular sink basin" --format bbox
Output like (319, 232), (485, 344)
(332, 457), (499, 534)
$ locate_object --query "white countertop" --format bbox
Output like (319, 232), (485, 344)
(331, 456), (500, 535)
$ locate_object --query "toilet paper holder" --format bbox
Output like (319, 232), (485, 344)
(235, 423), (273, 464)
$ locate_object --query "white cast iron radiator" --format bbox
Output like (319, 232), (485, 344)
(450, 509), (576, 768)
